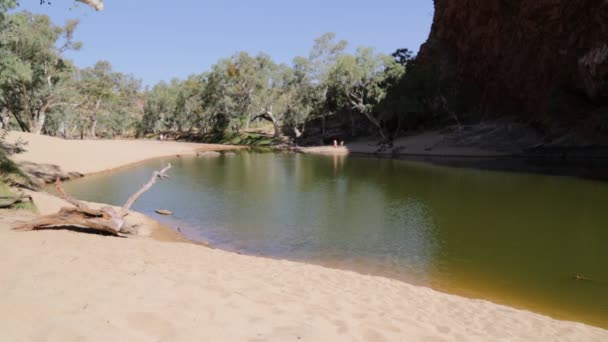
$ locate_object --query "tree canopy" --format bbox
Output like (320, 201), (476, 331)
(1, 4), (425, 143)
(0, 3), (145, 138)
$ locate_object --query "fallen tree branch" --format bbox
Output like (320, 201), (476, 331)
(13, 207), (122, 236)
(12, 164), (172, 237)
(121, 163), (171, 216)
(55, 178), (103, 217)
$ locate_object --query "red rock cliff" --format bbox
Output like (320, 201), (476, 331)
(417, 0), (608, 130)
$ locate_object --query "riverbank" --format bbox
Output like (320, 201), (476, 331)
(296, 128), (608, 181)
(297, 131), (507, 157)
(1, 132), (607, 341)
(5, 131), (242, 185)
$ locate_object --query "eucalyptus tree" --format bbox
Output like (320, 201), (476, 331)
(141, 74), (205, 135)
(141, 79), (179, 134)
(391, 48), (415, 67)
(76, 60), (119, 138)
(325, 47), (405, 139)
(307, 32), (347, 136)
(0, 11), (82, 134)
(200, 59), (235, 133)
(41, 64), (141, 139)
(0, 0), (15, 12)
(229, 52), (310, 138)
(282, 56), (315, 137)
(250, 61), (289, 138)
(227, 52), (280, 131)
(134, 33), (407, 142)
(201, 52), (272, 134)
(0, 0), (16, 130)
(98, 72), (142, 137)
(171, 74), (205, 133)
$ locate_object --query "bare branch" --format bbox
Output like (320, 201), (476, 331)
(12, 165), (172, 237)
(121, 164), (172, 216)
(55, 178), (103, 217)
(49, 95), (91, 110)
(250, 112), (272, 122)
(76, 0), (104, 11)
(12, 208), (122, 236)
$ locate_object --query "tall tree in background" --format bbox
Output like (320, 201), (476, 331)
(307, 32), (347, 137)
(325, 47), (405, 139)
(137, 33), (407, 141)
(77, 60), (117, 138)
(200, 59), (235, 133)
(171, 74), (205, 133)
(250, 62), (290, 138)
(201, 52), (276, 134)
(282, 56), (315, 138)
(0, 0), (17, 130)
(99, 72), (142, 137)
(0, 12), (82, 134)
(141, 79), (179, 134)
(2, 0), (419, 143)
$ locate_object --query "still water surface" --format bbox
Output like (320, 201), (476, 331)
(61, 152), (608, 327)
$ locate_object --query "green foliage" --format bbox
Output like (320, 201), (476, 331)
(0, 129), (34, 189)
(0, 11), (81, 133)
(309, 32), (348, 84)
(0, 0), (16, 11)
(0, 148), (35, 189)
(141, 79), (181, 133)
(324, 47), (405, 137)
(141, 50), (313, 138)
(195, 132), (281, 147)
(0, 3), (483, 143)
(102, 73), (142, 136)
(134, 33), (421, 142)
(38, 60), (143, 139)
(391, 48), (415, 67)
(0, 0), (16, 25)
(282, 56), (314, 129)
(0, 179), (35, 210)
(0, 9), (141, 139)
(0, 11), (433, 144)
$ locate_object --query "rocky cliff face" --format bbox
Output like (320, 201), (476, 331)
(417, 0), (608, 135)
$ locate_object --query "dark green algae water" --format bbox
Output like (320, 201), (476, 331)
(60, 152), (608, 328)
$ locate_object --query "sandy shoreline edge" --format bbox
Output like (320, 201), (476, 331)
(2, 131), (607, 341)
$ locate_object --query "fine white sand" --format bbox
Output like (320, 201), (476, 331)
(5, 131), (239, 180)
(1, 132), (607, 341)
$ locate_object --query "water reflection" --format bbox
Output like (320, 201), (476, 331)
(61, 152), (608, 327)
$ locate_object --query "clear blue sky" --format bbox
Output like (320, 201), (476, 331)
(17, 0), (434, 87)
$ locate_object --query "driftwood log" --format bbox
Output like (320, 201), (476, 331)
(0, 194), (32, 209)
(12, 164), (171, 237)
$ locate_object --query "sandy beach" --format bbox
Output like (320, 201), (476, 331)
(1, 132), (607, 341)
(297, 131), (510, 157)
(5, 131), (241, 184)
